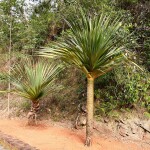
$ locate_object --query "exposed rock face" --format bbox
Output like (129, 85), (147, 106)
(74, 108), (150, 143)
(113, 118), (150, 141)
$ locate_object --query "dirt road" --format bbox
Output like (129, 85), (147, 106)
(0, 119), (149, 150)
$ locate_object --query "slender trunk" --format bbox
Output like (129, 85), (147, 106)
(85, 77), (94, 146)
(27, 101), (40, 125)
(7, 10), (12, 118)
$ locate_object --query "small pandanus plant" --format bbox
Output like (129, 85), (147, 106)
(10, 58), (62, 125)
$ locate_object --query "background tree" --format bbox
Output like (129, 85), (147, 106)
(0, 0), (22, 116)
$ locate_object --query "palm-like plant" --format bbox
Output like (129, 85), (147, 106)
(39, 12), (127, 145)
(11, 58), (61, 125)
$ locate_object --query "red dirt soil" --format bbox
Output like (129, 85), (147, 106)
(0, 119), (149, 150)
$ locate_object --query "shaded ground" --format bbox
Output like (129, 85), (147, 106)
(0, 119), (149, 150)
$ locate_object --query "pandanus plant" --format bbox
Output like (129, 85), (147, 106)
(39, 12), (128, 145)
(11, 58), (62, 125)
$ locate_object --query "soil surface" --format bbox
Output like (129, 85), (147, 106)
(0, 119), (149, 150)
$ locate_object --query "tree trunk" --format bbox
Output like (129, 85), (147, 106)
(85, 77), (94, 146)
(27, 101), (40, 125)
(7, 9), (12, 118)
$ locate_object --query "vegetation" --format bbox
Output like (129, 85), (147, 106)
(0, 0), (149, 147)
(39, 10), (129, 145)
(10, 58), (62, 125)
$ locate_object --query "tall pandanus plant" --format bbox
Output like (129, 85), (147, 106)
(39, 11), (129, 146)
(10, 58), (62, 125)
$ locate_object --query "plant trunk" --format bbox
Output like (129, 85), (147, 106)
(7, 9), (12, 118)
(85, 77), (94, 146)
(27, 101), (40, 125)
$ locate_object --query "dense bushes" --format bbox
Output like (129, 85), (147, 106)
(94, 65), (150, 117)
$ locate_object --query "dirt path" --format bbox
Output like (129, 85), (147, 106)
(0, 119), (149, 150)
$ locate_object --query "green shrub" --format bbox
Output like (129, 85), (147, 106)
(20, 100), (31, 111)
(94, 64), (150, 117)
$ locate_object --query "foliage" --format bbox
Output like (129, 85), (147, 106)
(94, 65), (150, 117)
(0, 0), (28, 52)
(29, 1), (56, 49)
(114, 66), (149, 106)
(20, 100), (31, 111)
(10, 58), (62, 101)
(114, 0), (150, 70)
(0, 0), (150, 120)
(40, 10), (128, 79)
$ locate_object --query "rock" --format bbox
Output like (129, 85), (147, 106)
(142, 120), (150, 132)
(118, 122), (129, 137)
(78, 115), (86, 126)
(104, 118), (109, 123)
(117, 118), (143, 139)
(130, 125), (137, 134)
(127, 121), (138, 135)
(143, 132), (150, 141)
(137, 125), (145, 139)
(119, 126), (129, 137)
